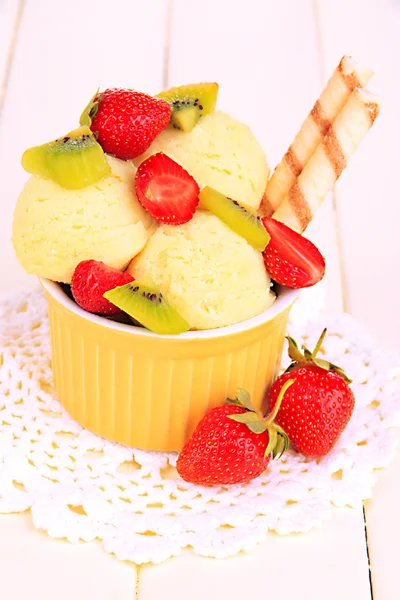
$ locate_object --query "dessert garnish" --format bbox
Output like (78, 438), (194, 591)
(14, 56), (381, 333)
(261, 55), (373, 217)
(268, 329), (354, 457)
(199, 185), (270, 251)
(263, 87), (380, 232)
(176, 382), (293, 485)
(80, 88), (172, 160)
(71, 260), (134, 315)
(135, 152), (200, 224)
(262, 217), (325, 288)
(156, 82), (219, 132)
(104, 280), (190, 335)
(21, 126), (111, 189)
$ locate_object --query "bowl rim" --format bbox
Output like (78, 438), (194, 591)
(40, 277), (300, 341)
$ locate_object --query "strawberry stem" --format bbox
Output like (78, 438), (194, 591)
(311, 328), (327, 358)
(265, 379), (294, 425)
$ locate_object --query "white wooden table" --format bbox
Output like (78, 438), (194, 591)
(0, 1), (399, 598)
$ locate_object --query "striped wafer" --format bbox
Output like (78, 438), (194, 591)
(271, 88), (380, 233)
(260, 56), (373, 217)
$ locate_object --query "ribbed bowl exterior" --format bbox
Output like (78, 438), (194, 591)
(43, 281), (296, 451)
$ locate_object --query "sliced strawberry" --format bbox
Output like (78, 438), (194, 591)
(135, 153), (200, 225)
(262, 217), (325, 288)
(71, 260), (134, 315)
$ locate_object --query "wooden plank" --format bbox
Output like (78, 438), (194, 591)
(139, 508), (371, 600)
(317, 2), (400, 599)
(0, 0), (22, 104)
(364, 449), (400, 600)
(0, 0), (168, 291)
(0, 513), (136, 599)
(316, 0), (400, 351)
(0, 2), (374, 599)
(160, 2), (370, 598)
(168, 0), (344, 314)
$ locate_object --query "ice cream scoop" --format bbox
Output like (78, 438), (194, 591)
(128, 211), (275, 330)
(133, 111), (269, 211)
(12, 156), (155, 283)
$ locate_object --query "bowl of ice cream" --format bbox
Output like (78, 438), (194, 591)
(41, 276), (298, 451)
(12, 82), (330, 452)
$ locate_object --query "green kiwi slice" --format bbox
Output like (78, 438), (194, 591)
(104, 281), (190, 335)
(21, 126), (111, 189)
(156, 83), (218, 132)
(199, 186), (270, 251)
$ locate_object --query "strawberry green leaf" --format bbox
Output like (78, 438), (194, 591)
(273, 434), (286, 460)
(318, 359), (352, 383)
(312, 358), (351, 382)
(273, 426), (289, 459)
(226, 397), (243, 408)
(235, 389), (253, 411)
(264, 424), (289, 459)
(284, 330), (352, 383)
(314, 358), (332, 370)
(245, 421), (270, 434)
(287, 336), (306, 363)
(227, 388), (254, 412)
(264, 427), (277, 457)
(302, 347), (313, 360)
(286, 335), (299, 349)
(227, 412), (268, 434)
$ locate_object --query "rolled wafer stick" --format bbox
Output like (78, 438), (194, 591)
(271, 88), (380, 233)
(260, 56), (373, 217)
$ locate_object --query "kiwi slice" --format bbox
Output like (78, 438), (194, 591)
(156, 83), (218, 132)
(104, 281), (190, 335)
(199, 186), (270, 251)
(21, 126), (111, 189)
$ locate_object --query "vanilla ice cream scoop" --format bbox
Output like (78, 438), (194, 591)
(128, 211), (275, 330)
(133, 111), (269, 211)
(12, 156), (155, 283)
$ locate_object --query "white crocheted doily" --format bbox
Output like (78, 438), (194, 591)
(0, 289), (399, 564)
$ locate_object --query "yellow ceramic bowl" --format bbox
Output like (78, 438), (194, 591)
(40, 278), (298, 451)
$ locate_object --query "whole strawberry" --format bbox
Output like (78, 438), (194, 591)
(80, 88), (171, 160)
(71, 260), (134, 315)
(177, 384), (293, 485)
(267, 329), (355, 457)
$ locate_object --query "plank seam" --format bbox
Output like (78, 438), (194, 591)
(313, 0), (347, 313)
(135, 564), (140, 600)
(312, 0), (326, 85)
(331, 190), (350, 312)
(363, 504), (375, 600)
(162, 0), (174, 89)
(0, 0), (25, 123)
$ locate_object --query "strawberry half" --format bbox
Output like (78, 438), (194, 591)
(135, 152), (200, 224)
(262, 217), (325, 288)
(80, 88), (171, 160)
(71, 260), (134, 315)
